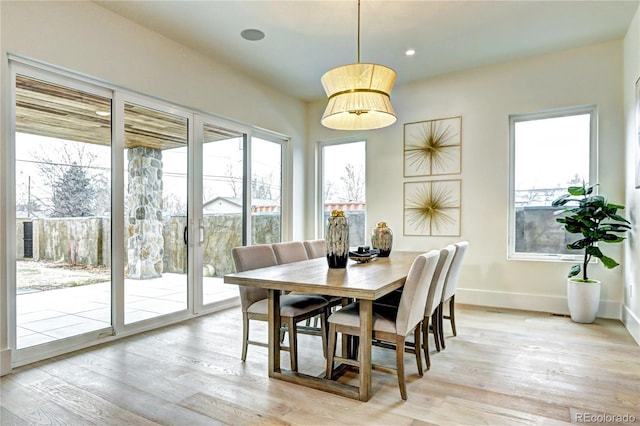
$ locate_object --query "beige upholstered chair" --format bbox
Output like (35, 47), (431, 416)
(274, 240), (338, 335)
(437, 241), (469, 349)
(303, 239), (326, 259)
(231, 244), (328, 371)
(272, 241), (309, 264)
(421, 245), (455, 369)
(325, 250), (440, 400)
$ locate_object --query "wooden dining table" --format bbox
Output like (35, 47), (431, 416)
(223, 250), (422, 401)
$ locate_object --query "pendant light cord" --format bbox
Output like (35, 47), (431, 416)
(357, 0), (361, 64)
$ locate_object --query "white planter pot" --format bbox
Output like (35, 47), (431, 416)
(567, 278), (601, 323)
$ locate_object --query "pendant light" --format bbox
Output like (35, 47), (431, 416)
(320, 0), (397, 131)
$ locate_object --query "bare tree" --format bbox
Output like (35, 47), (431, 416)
(29, 141), (109, 217)
(225, 163), (241, 199)
(339, 163), (365, 202)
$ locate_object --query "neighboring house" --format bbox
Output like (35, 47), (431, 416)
(203, 197), (280, 214)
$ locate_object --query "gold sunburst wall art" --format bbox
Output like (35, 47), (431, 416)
(404, 180), (461, 236)
(404, 116), (462, 177)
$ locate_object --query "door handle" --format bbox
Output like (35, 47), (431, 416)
(183, 226), (188, 245)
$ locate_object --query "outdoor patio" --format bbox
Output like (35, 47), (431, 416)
(16, 275), (239, 348)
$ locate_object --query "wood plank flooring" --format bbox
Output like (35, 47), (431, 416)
(1, 305), (638, 425)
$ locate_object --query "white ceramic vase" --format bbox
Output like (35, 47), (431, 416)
(567, 278), (601, 323)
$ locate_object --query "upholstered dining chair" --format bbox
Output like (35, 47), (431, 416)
(272, 240), (327, 342)
(325, 250), (440, 400)
(421, 245), (455, 369)
(274, 240), (339, 334)
(303, 239), (326, 259)
(231, 244), (329, 372)
(437, 241), (469, 349)
(272, 241), (309, 264)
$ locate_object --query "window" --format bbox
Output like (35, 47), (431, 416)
(508, 105), (597, 260)
(318, 140), (366, 246)
(251, 135), (284, 244)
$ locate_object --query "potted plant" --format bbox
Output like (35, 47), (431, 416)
(552, 183), (631, 323)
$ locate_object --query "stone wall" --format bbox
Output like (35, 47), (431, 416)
(323, 211), (366, 247)
(13, 207), (594, 272)
(515, 206), (573, 254)
(162, 212), (281, 277)
(16, 219), (26, 259)
(17, 211), (365, 277)
(30, 217), (110, 266)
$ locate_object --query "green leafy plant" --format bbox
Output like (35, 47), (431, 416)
(552, 183), (631, 281)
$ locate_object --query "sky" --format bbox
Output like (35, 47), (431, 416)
(514, 113), (590, 191)
(15, 132), (283, 214)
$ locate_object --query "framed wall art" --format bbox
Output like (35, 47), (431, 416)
(404, 116), (461, 177)
(403, 179), (461, 236)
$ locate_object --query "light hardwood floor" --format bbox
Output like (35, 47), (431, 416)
(1, 305), (638, 425)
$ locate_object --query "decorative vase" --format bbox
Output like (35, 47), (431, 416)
(371, 221), (393, 257)
(567, 278), (601, 323)
(326, 211), (349, 268)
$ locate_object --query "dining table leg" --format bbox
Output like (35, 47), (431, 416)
(358, 299), (373, 401)
(268, 289), (281, 377)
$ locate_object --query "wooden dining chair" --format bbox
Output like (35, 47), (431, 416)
(325, 250), (440, 400)
(231, 244), (329, 372)
(421, 245), (455, 369)
(437, 241), (469, 349)
(303, 239), (326, 259)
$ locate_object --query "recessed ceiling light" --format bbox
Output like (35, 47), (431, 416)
(95, 110), (111, 117)
(241, 29), (265, 41)
(405, 49), (416, 56)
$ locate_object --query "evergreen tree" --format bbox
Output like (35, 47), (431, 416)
(51, 163), (95, 217)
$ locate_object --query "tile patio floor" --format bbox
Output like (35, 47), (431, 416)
(16, 274), (239, 348)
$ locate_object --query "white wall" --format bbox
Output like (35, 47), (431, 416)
(0, 0), (308, 373)
(623, 6), (640, 344)
(308, 40), (626, 318)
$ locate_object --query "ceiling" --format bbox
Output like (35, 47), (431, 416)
(94, 1), (637, 102)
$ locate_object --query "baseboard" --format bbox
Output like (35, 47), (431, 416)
(0, 348), (11, 376)
(622, 305), (640, 345)
(456, 288), (621, 319)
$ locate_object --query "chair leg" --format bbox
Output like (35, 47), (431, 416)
(432, 311), (441, 353)
(396, 335), (407, 400)
(320, 311), (328, 357)
(286, 318), (298, 372)
(326, 323), (337, 379)
(241, 312), (249, 362)
(422, 316), (431, 370)
(438, 303), (446, 350)
(449, 295), (457, 336)
(414, 326), (423, 376)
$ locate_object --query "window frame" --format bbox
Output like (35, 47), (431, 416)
(507, 104), (598, 262)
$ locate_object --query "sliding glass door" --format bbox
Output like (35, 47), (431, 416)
(8, 59), (289, 367)
(198, 121), (246, 307)
(122, 100), (190, 324)
(13, 73), (113, 355)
